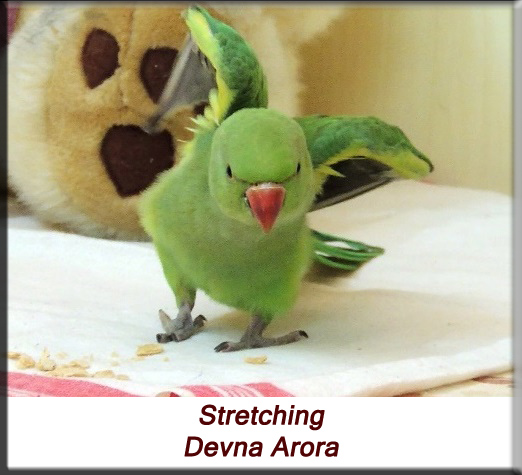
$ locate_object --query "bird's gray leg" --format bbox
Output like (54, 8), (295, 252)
(156, 302), (206, 343)
(214, 315), (308, 352)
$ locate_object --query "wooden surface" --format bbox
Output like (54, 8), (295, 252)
(299, 5), (512, 195)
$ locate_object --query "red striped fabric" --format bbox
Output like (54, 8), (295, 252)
(175, 383), (294, 397)
(3, 372), (294, 397)
(3, 372), (139, 397)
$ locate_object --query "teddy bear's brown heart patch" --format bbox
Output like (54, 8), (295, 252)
(140, 47), (179, 103)
(82, 29), (120, 89)
(101, 125), (175, 197)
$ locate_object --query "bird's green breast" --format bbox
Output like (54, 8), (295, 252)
(140, 131), (313, 317)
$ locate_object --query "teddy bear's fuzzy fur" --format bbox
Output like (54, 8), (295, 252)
(8, 3), (344, 240)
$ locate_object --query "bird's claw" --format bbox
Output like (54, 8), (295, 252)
(156, 333), (174, 343)
(214, 341), (233, 353)
(193, 314), (207, 328)
(214, 329), (308, 353)
(157, 309), (206, 343)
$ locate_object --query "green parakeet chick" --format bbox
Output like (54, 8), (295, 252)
(139, 6), (433, 352)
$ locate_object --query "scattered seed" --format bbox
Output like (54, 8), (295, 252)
(48, 366), (90, 378)
(36, 356), (56, 372)
(6, 352), (21, 360)
(244, 356), (267, 365)
(136, 343), (164, 357)
(64, 360), (90, 369)
(116, 374), (130, 381)
(93, 370), (116, 378)
(16, 354), (35, 369)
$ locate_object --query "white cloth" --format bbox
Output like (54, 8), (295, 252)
(7, 181), (512, 396)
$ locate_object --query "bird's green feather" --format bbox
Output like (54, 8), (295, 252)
(184, 6), (267, 124)
(295, 115), (433, 193)
(312, 230), (384, 271)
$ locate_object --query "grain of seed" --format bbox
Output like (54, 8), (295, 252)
(136, 344), (164, 356)
(93, 370), (116, 378)
(66, 360), (90, 369)
(244, 356), (267, 364)
(16, 354), (35, 369)
(36, 358), (56, 372)
(48, 366), (90, 378)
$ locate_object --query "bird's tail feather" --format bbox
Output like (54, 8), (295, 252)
(311, 230), (384, 271)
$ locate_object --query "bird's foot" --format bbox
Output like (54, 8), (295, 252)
(214, 329), (308, 353)
(156, 304), (206, 343)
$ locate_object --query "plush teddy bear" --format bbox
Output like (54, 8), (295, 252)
(7, 3), (344, 240)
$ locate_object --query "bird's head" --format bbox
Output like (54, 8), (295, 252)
(209, 108), (315, 233)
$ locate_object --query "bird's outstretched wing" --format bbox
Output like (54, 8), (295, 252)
(296, 115), (433, 270)
(294, 115), (433, 210)
(144, 5), (267, 133)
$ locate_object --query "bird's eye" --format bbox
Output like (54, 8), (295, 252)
(226, 165), (233, 178)
(296, 163), (301, 174)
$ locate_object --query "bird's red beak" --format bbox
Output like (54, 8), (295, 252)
(246, 183), (286, 233)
